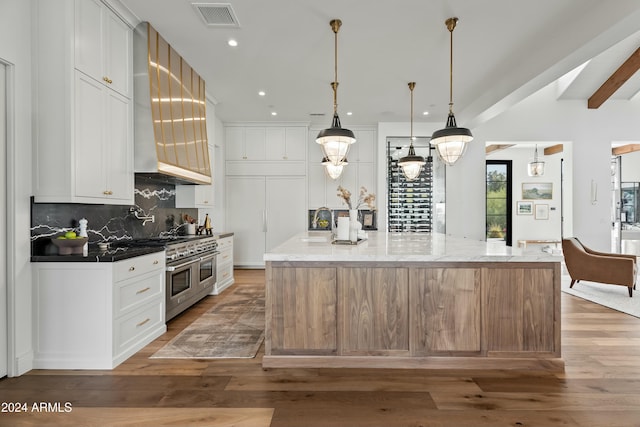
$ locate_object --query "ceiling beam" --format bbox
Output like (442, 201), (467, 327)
(485, 144), (515, 154)
(543, 144), (563, 155)
(588, 46), (640, 109)
(612, 144), (640, 155)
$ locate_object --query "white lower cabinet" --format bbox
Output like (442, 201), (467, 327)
(33, 252), (166, 369)
(226, 176), (306, 267)
(213, 234), (234, 294)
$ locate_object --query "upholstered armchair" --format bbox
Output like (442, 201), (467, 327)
(562, 237), (637, 297)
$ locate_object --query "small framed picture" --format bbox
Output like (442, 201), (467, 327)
(363, 213), (373, 226)
(534, 204), (549, 220)
(517, 201), (533, 215)
(360, 210), (377, 230)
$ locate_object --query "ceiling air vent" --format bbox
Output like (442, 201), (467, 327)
(192, 3), (240, 27)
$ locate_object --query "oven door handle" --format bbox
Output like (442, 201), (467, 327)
(199, 251), (220, 262)
(166, 257), (201, 272)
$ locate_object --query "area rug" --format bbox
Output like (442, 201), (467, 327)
(151, 284), (265, 359)
(561, 273), (640, 318)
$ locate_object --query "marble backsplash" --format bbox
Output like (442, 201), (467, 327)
(31, 176), (199, 255)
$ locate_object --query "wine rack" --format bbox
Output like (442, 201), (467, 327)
(387, 140), (433, 233)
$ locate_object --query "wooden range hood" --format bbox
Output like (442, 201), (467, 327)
(133, 22), (212, 185)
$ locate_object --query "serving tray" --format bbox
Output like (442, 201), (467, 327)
(331, 238), (367, 245)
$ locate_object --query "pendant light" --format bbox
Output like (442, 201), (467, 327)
(316, 19), (355, 166)
(527, 145), (545, 176)
(398, 82), (425, 181)
(430, 17), (473, 166)
(322, 156), (348, 180)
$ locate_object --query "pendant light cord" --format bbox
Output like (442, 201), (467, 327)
(330, 19), (341, 115)
(409, 82), (415, 141)
(446, 18), (458, 114)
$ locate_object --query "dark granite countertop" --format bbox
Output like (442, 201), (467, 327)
(31, 245), (165, 263)
(30, 232), (230, 262)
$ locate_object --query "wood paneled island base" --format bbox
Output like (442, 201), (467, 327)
(264, 233), (563, 371)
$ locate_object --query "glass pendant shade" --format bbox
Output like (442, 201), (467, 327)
(431, 17), (472, 167)
(431, 113), (472, 166)
(316, 113), (355, 166)
(527, 145), (545, 176)
(398, 82), (425, 181)
(398, 146), (425, 181)
(322, 156), (348, 180)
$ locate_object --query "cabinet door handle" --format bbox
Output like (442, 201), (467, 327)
(136, 287), (150, 294)
(262, 210), (267, 232)
(103, 190), (113, 195)
(153, 260), (159, 265)
(103, 76), (113, 84)
(136, 318), (150, 327)
(129, 266), (135, 272)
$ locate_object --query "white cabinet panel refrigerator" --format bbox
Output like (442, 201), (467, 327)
(226, 176), (306, 267)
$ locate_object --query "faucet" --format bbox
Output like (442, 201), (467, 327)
(312, 207), (333, 232)
(129, 206), (155, 226)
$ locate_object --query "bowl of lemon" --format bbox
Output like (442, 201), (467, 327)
(51, 232), (88, 255)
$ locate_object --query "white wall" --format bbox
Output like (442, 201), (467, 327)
(0, 0), (33, 376)
(621, 150), (640, 183)
(473, 81), (640, 251)
(487, 145), (570, 244)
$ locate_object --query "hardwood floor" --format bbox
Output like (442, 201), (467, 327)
(2, 268), (640, 427)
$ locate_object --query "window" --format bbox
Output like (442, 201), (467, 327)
(486, 161), (512, 245)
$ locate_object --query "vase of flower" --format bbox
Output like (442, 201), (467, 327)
(336, 186), (376, 242)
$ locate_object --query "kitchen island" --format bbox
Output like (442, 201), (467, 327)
(263, 231), (563, 371)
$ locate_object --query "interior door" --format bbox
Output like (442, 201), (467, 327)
(1, 63), (8, 377)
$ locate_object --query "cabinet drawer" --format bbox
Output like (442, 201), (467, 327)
(217, 247), (233, 265)
(114, 272), (164, 317)
(217, 260), (234, 284)
(114, 298), (164, 355)
(217, 236), (233, 251)
(114, 252), (165, 282)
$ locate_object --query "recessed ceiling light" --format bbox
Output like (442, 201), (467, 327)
(346, 111), (352, 116)
(271, 111), (277, 116)
(228, 39), (238, 47)
(258, 91), (266, 96)
(423, 111), (429, 116)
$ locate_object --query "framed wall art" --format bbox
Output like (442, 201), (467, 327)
(522, 182), (552, 200)
(534, 204), (549, 220)
(517, 201), (533, 215)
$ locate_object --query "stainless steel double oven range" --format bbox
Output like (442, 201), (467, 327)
(123, 235), (218, 320)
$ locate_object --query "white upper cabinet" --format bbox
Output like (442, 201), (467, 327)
(225, 127), (266, 161)
(226, 125), (307, 162)
(265, 127), (307, 161)
(348, 129), (376, 163)
(74, 72), (132, 202)
(33, 0), (134, 204)
(75, 0), (132, 97)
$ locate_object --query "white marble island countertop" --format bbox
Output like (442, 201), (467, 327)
(264, 231), (560, 263)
